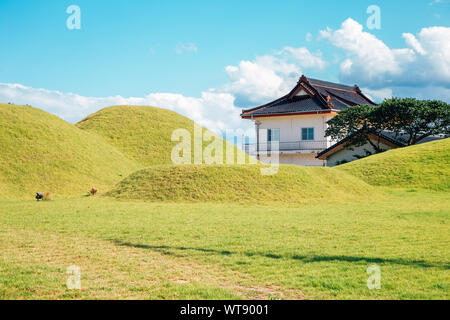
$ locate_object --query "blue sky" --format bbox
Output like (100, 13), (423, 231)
(0, 0), (449, 131)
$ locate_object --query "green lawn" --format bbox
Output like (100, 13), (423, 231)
(76, 105), (249, 167)
(0, 103), (140, 199)
(106, 164), (379, 204)
(0, 104), (250, 200)
(0, 105), (448, 299)
(0, 189), (448, 300)
(339, 138), (450, 191)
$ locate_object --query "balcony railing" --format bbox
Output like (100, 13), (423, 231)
(244, 140), (328, 154)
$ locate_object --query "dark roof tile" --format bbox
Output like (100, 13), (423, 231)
(241, 75), (376, 117)
(307, 78), (357, 91)
(250, 96), (325, 116)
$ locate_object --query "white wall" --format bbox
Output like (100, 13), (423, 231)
(326, 140), (393, 167)
(257, 113), (334, 145)
(254, 113), (334, 166)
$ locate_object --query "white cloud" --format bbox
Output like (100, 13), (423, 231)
(320, 18), (402, 86)
(145, 91), (244, 133)
(321, 18), (450, 90)
(402, 33), (426, 55)
(278, 47), (326, 70)
(219, 46), (326, 106)
(360, 87), (393, 102)
(175, 42), (198, 54)
(0, 83), (251, 135)
(221, 58), (297, 106)
(305, 32), (313, 42)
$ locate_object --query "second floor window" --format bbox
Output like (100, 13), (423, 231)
(302, 128), (314, 140)
(267, 128), (280, 142)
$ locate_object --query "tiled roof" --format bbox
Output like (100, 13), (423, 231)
(241, 75), (376, 118)
(249, 95), (325, 116)
(315, 87), (372, 108)
(307, 78), (356, 91)
(380, 131), (446, 145)
(316, 128), (405, 160)
(316, 129), (446, 159)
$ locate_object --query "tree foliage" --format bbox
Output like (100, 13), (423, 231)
(325, 98), (450, 153)
(378, 98), (450, 145)
(325, 104), (384, 153)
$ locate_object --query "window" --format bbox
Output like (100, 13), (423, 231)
(267, 129), (280, 142)
(302, 128), (314, 140)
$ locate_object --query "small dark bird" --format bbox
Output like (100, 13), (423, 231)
(36, 192), (43, 201)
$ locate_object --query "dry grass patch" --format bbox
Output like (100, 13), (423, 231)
(0, 226), (303, 300)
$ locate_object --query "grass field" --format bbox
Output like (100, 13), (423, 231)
(0, 190), (448, 300)
(0, 104), (448, 300)
(0, 104), (140, 199)
(0, 104), (248, 199)
(339, 139), (450, 191)
(106, 164), (379, 203)
(76, 105), (248, 166)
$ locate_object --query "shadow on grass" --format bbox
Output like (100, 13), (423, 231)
(111, 239), (449, 270)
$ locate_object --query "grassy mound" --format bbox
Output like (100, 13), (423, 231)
(338, 139), (450, 190)
(76, 106), (249, 166)
(0, 104), (140, 199)
(106, 164), (378, 203)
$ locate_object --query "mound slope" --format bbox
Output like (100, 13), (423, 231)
(76, 106), (249, 166)
(338, 139), (449, 190)
(106, 164), (378, 203)
(0, 104), (140, 199)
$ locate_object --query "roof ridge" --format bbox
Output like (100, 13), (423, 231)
(241, 75), (377, 117)
(296, 75), (330, 109)
(307, 77), (356, 91)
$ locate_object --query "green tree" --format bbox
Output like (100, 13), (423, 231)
(379, 98), (450, 145)
(325, 104), (385, 153)
(325, 98), (450, 154)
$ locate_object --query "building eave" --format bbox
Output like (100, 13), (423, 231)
(241, 109), (338, 119)
(240, 94), (290, 117)
(316, 129), (405, 160)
